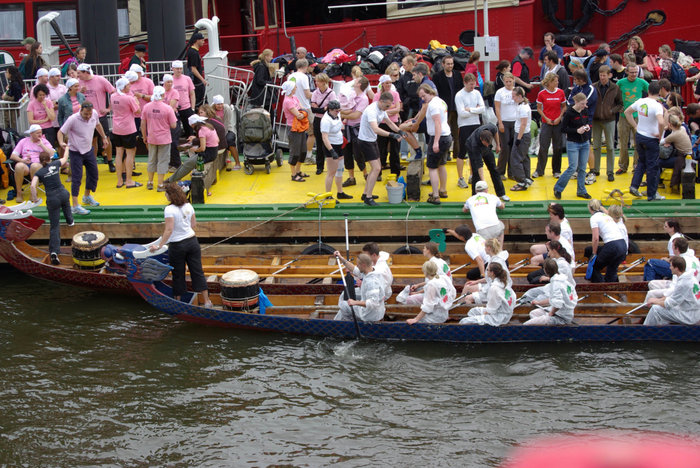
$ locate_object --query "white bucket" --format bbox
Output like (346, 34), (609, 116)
(386, 183), (405, 204)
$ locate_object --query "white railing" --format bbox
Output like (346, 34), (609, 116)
(0, 94), (29, 132)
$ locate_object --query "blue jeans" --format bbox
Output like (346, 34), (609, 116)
(554, 140), (589, 195)
(631, 132), (660, 200)
(644, 258), (672, 281)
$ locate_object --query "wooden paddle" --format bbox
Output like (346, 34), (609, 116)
(337, 257), (361, 339)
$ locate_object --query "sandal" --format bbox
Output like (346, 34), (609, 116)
(116, 182), (124, 188)
(147, 182), (154, 190)
(126, 181), (143, 188)
(510, 183), (528, 191)
(299, 172), (310, 178)
(426, 194), (441, 205)
(291, 174), (306, 182)
(438, 190), (448, 199)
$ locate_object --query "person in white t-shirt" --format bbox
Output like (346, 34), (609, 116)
(418, 84), (452, 205)
(587, 199), (627, 283)
(289, 59), (315, 163)
(454, 73), (485, 188)
(357, 93), (403, 206)
(463, 180), (505, 244)
(494, 72), (517, 178)
(509, 86), (534, 191)
(625, 81), (666, 201)
(446, 224), (488, 280)
(319, 100), (351, 201)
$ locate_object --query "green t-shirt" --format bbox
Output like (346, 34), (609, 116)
(618, 77), (649, 117)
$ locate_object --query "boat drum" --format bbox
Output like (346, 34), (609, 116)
(71, 231), (109, 269)
(220, 269), (260, 312)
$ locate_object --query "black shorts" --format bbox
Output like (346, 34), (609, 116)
(225, 131), (236, 148)
(198, 146), (218, 164)
(93, 115), (111, 138)
(111, 132), (138, 149)
(426, 135), (452, 169)
(358, 139), (380, 162)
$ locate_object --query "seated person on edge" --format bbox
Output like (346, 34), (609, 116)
(10, 124), (54, 203)
(644, 256), (700, 326)
(334, 253), (387, 322)
(406, 261), (456, 325)
(523, 258), (578, 326)
(461, 238), (511, 303)
(397, 242), (455, 304)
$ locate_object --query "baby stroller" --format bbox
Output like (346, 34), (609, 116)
(239, 108), (283, 174)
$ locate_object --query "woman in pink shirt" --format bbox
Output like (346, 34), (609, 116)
(10, 124), (54, 203)
(141, 86), (178, 192)
(171, 60), (196, 137)
(111, 77), (142, 188)
(374, 74), (402, 176)
(27, 84), (56, 146)
(161, 74), (184, 172)
(168, 114), (219, 196)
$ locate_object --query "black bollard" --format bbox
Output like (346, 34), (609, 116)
(191, 171), (205, 204)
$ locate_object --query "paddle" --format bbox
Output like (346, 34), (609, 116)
(259, 258), (299, 281)
(344, 212), (350, 259)
(336, 257), (361, 340)
(620, 257), (645, 274)
(606, 303), (647, 324)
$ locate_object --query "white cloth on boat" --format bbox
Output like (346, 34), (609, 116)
(643, 272), (700, 326)
(335, 270), (386, 322)
(523, 273), (577, 325)
(459, 279), (515, 326)
(419, 275), (456, 323)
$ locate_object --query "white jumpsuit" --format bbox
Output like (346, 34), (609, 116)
(459, 279), (516, 326)
(471, 251), (512, 304)
(418, 275), (457, 323)
(646, 253), (700, 302)
(335, 270), (387, 322)
(644, 272), (700, 326)
(524, 273), (578, 325)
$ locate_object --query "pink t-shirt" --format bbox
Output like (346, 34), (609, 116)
(79, 74), (115, 116)
(48, 83), (67, 127)
(215, 108), (224, 120)
(282, 95), (301, 125)
(130, 77), (155, 113)
(311, 88), (337, 117)
(13, 136), (54, 163)
(110, 92), (140, 135)
(27, 98), (55, 129)
(172, 74), (194, 110)
(339, 90), (369, 126)
(71, 96), (81, 114)
(60, 109), (99, 154)
(373, 89), (401, 123)
(198, 125), (219, 148)
(141, 100), (177, 145)
(163, 87), (180, 110)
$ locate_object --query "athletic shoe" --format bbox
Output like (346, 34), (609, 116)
(553, 172), (561, 178)
(108, 161), (116, 173)
(577, 192), (592, 199)
(629, 187), (643, 197)
(68, 221), (75, 227)
(649, 193), (666, 201)
(608, 173), (614, 182)
(553, 190), (562, 200)
(531, 171), (540, 178)
(412, 148), (423, 161)
(457, 177), (468, 188)
(305, 155), (316, 165)
(342, 177), (356, 187)
(315, 169), (323, 175)
(72, 206), (90, 215)
(421, 179), (431, 186)
(571, 172), (577, 179)
(337, 192), (353, 200)
(50, 253), (60, 265)
(615, 168), (625, 175)
(500, 174), (507, 180)
(361, 194), (379, 200)
(585, 173), (596, 185)
(524, 178), (534, 187)
(168, 166), (177, 173)
(500, 195), (511, 202)
(363, 197), (378, 206)
(400, 153), (409, 161)
(82, 195), (100, 206)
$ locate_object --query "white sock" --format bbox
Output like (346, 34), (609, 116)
(307, 150), (313, 158)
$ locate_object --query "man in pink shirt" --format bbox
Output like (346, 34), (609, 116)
(111, 77), (141, 189)
(77, 63), (116, 172)
(57, 101), (109, 215)
(141, 86), (177, 192)
(171, 60), (196, 137)
(162, 73), (183, 171)
(47, 68), (67, 146)
(128, 64), (155, 124)
(339, 76), (370, 186)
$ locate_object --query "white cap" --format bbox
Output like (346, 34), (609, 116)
(77, 63), (92, 73)
(378, 74), (392, 85)
(281, 80), (296, 96)
(475, 180), (489, 192)
(162, 73), (173, 83)
(212, 94), (224, 104)
(188, 114), (207, 126)
(48, 68), (61, 77)
(115, 77), (130, 93)
(35, 68), (49, 78)
(152, 85), (165, 101)
(28, 124), (42, 134)
(129, 64), (144, 74)
(65, 78), (79, 89)
(171, 60), (184, 69)
(125, 70), (138, 82)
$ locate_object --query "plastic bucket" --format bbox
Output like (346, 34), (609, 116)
(387, 183), (405, 204)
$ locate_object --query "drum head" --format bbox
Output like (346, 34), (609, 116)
(221, 269), (260, 286)
(72, 231), (107, 248)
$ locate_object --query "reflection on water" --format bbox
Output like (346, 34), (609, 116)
(1, 267), (699, 466)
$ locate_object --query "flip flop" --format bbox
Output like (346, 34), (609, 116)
(126, 182), (143, 188)
(116, 183), (124, 188)
(299, 172), (310, 178)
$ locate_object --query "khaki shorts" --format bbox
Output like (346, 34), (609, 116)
(477, 221), (505, 240)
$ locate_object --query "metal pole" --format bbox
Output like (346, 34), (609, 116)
(483, 0), (490, 81)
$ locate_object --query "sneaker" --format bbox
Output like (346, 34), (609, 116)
(342, 177), (356, 187)
(649, 193), (666, 201)
(361, 194), (379, 200)
(363, 197), (378, 206)
(337, 192), (353, 200)
(72, 205), (90, 215)
(629, 187), (643, 198)
(553, 172), (561, 178)
(524, 178), (534, 187)
(400, 153), (409, 161)
(608, 173), (614, 182)
(500, 195), (511, 202)
(68, 221), (75, 227)
(571, 172), (577, 179)
(531, 171), (540, 178)
(50, 252), (60, 265)
(457, 177), (468, 188)
(108, 161), (116, 173)
(553, 190), (562, 200)
(577, 192), (592, 199)
(640, 181), (647, 187)
(412, 149), (423, 161)
(305, 155), (316, 165)
(315, 169), (323, 175)
(500, 174), (507, 180)
(82, 195), (100, 206)
(421, 179), (431, 186)
(615, 168), (626, 175)
(585, 173), (596, 185)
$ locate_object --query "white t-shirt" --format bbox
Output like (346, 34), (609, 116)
(465, 233), (487, 261)
(289, 71), (311, 109)
(513, 102), (532, 134)
(590, 211), (624, 243)
(320, 112), (344, 145)
(426, 97), (450, 136)
(560, 217), (574, 247)
(464, 192), (502, 231)
(494, 87), (517, 122)
(558, 235), (576, 265)
(358, 102), (387, 142)
(164, 203), (196, 243)
(616, 219), (629, 249)
(455, 88), (485, 127)
(628, 97), (664, 139)
(668, 232), (684, 257)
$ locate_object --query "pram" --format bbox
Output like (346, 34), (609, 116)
(239, 108), (283, 174)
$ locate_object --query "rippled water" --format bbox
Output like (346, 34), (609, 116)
(1, 266), (700, 467)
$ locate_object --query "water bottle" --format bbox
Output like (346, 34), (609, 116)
(196, 155), (204, 172)
(226, 157), (233, 171)
(681, 155), (696, 200)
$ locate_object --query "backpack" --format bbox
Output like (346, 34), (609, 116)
(119, 56), (132, 74)
(240, 108), (272, 143)
(669, 61), (686, 86)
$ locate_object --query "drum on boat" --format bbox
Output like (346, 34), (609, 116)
(72, 231), (109, 269)
(220, 269), (260, 312)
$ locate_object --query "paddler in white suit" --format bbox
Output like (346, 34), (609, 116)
(406, 261), (456, 324)
(523, 258), (578, 325)
(645, 237), (700, 303)
(334, 253), (387, 322)
(459, 262), (516, 326)
(396, 242), (455, 304)
(644, 256), (700, 326)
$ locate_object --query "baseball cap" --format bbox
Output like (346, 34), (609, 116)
(22, 37), (36, 46)
(475, 180), (489, 191)
(212, 94), (224, 104)
(188, 114), (207, 126)
(192, 32), (204, 41)
(35, 68), (49, 78)
(134, 44), (147, 52)
(281, 80), (296, 96)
